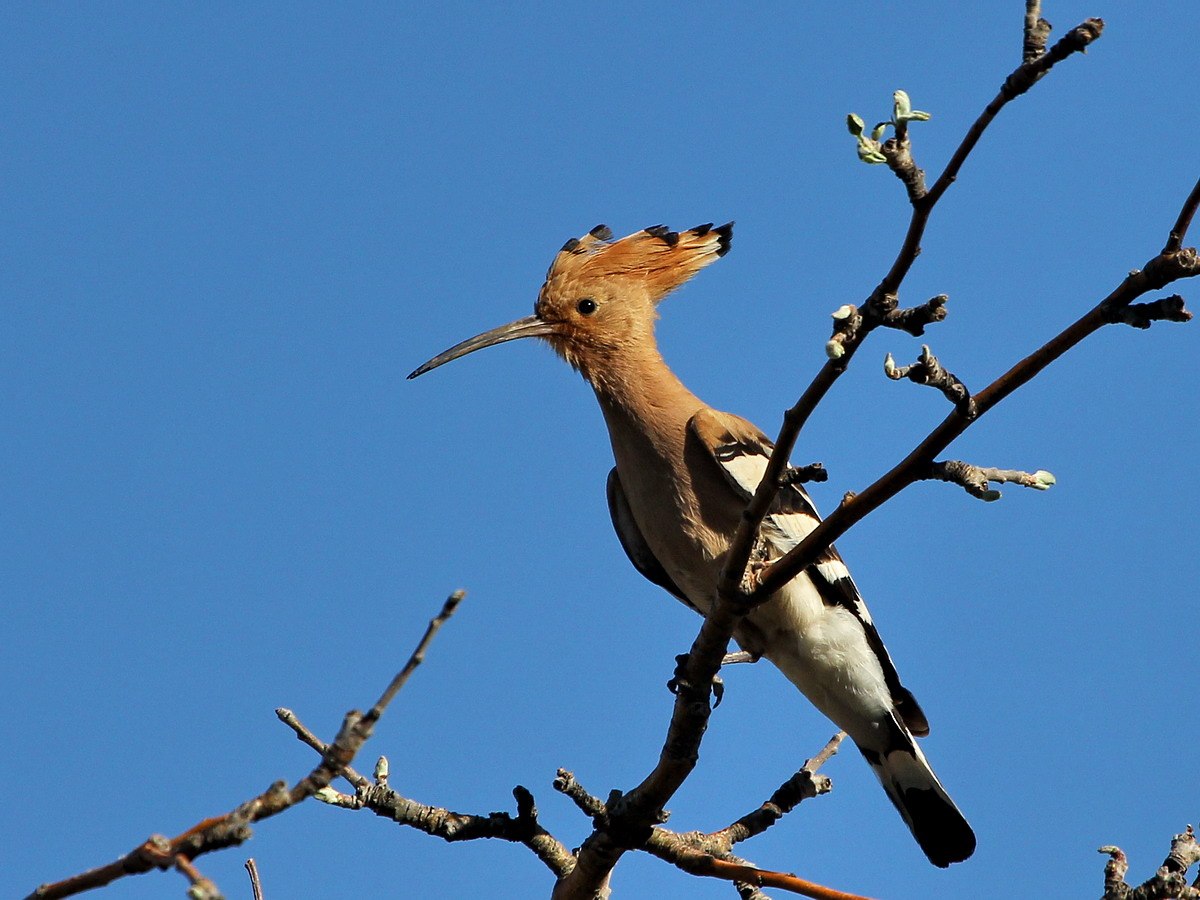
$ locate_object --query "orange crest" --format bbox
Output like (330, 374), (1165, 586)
(544, 222), (732, 304)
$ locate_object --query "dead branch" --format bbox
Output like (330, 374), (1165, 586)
(26, 591), (467, 900)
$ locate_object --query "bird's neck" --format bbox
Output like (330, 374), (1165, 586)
(589, 344), (704, 462)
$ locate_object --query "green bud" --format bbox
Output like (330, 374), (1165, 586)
(892, 89), (931, 123)
(856, 139), (888, 164)
(846, 113), (865, 136)
(1032, 470), (1057, 489)
(825, 339), (846, 360)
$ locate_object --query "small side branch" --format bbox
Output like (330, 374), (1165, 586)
(554, 769), (610, 822)
(880, 133), (927, 203)
(175, 856), (223, 900)
(1105, 293), (1192, 328)
(1165, 175), (1200, 254)
(781, 463), (828, 486)
(1023, 1), (1053, 64)
(876, 294), (949, 336)
(244, 859), (264, 900)
(923, 460), (1056, 501)
(719, 20), (1103, 613)
(712, 733), (844, 848)
(288, 712), (576, 880)
(27, 591), (468, 900)
(1100, 826), (1200, 900)
(350, 779), (575, 878)
(884, 345), (973, 416)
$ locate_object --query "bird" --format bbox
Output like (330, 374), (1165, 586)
(408, 222), (975, 867)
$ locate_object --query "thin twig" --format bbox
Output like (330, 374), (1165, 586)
(365, 589), (466, 726)
(28, 591), (468, 900)
(1165, 176), (1200, 254)
(245, 859), (264, 900)
(276, 707), (369, 789)
(175, 856), (223, 900)
(755, 211), (1199, 599)
(713, 733), (844, 847)
(1023, 1), (1052, 64)
(717, 16), (1104, 611)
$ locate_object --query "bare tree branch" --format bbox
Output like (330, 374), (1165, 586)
(175, 856), (223, 900)
(1023, 1), (1053, 64)
(244, 859), (264, 900)
(754, 190), (1199, 599)
(27, 591), (467, 900)
(555, 19), (1110, 898)
(1100, 826), (1200, 900)
(718, 15), (1104, 613)
(712, 733), (844, 848)
(884, 344), (972, 414)
(922, 460), (1055, 501)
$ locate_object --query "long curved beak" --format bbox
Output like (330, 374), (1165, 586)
(407, 314), (557, 379)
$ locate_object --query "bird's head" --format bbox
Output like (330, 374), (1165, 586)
(408, 222), (732, 384)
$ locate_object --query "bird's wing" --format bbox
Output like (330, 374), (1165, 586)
(606, 467), (698, 612)
(687, 407), (929, 736)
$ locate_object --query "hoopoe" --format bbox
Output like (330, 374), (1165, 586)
(409, 223), (975, 867)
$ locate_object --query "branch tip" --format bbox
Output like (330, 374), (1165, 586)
(884, 345), (972, 414)
(925, 460), (1055, 501)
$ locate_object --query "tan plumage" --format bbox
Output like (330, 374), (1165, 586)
(410, 222), (974, 867)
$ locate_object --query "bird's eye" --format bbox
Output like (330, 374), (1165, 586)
(576, 298), (598, 316)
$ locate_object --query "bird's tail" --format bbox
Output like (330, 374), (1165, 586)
(855, 713), (976, 868)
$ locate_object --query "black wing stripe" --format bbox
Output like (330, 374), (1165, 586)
(806, 550), (930, 737)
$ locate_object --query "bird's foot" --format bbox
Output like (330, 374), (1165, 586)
(667, 651), (757, 707)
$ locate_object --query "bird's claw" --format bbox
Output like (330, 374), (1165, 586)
(667, 653), (727, 707)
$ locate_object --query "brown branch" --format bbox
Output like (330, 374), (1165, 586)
(176, 856), (223, 900)
(352, 780), (576, 878)
(712, 733), (844, 848)
(643, 831), (877, 900)
(881, 293), (948, 336)
(285, 708), (577, 880)
(364, 588), (466, 728)
(922, 460), (1055, 501)
(245, 859), (264, 900)
(717, 15), (1104, 614)
(1105, 293), (1192, 328)
(276, 707), (370, 790)
(554, 769), (610, 821)
(755, 212), (1199, 600)
(781, 462), (828, 486)
(1023, 1), (1052, 64)
(1165, 175), (1200, 254)
(1100, 826), (1200, 900)
(884, 344), (973, 415)
(27, 591), (467, 900)
(553, 737), (857, 900)
(880, 132), (927, 203)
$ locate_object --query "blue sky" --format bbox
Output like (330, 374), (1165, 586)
(3, 3), (1197, 899)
